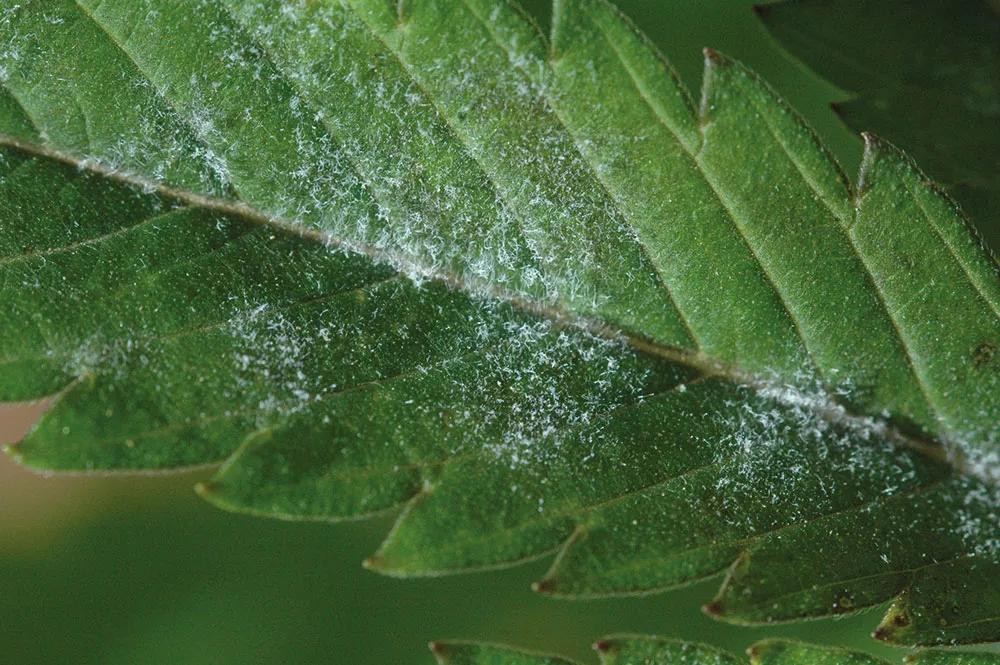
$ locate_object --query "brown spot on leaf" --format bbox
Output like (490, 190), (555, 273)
(703, 600), (725, 617)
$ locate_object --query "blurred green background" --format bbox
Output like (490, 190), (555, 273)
(0, 2), (955, 663)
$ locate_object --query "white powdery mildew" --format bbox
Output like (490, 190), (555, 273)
(428, 35), (610, 309)
(712, 369), (922, 521)
(60, 333), (135, 380)
(951, 431), (1000, 560)
(0, 6), (24, 85)
(225, 299), (324, 421)
(3, 0), (996, 564)
(74, 77), (232, 198)
(446, 315), (649, 470)
(2, 0), (662, 327)
(172, 73), (234, 189)
(955, 478), (1000, 559)
(223, 1), (550, 300)
(0, 4), (230, 197)
(954, 427), (1000, 484)
(714, 368), (1000, 564)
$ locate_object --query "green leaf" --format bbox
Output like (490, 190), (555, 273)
(1, 0), (999, 645)
(430, 636), (1000, 665)
(756, 0), (1000, 249)
(907, 652), (1000, 665)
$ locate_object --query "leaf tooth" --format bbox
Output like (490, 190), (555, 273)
(703, 598), (727, 619)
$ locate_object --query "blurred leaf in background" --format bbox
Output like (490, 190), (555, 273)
(757, 0), (1000, 249)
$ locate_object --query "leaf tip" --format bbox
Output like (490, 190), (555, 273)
(860, 132), (903, 167)
(745, 640), (784, 664)
(194, 479), (245, 516)
(362, 554), (385, 571)
(871, 626), (892, 642)
(2, 440), (37, 470)
(703, 47), (730, 68)
(193, 481), (215, 496)
(702, 599), (726, 618)
(857, 131), (891, 196)
(429, 641), (454, 663)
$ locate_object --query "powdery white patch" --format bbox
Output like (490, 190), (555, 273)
(0, 4), (229, 197)
(712, 367), (999, 565)
(954, 478), (1000, 559)
(953, 427), (1000, 485)
(178, 73), (234, 188)
(946, 426), (1000, 561)
(225, 299), (321, 421)
(0, 5), (24, 84)
(3, 0), (995, 564)
(712, 368), (922, 522)
(61, 332), (135, 381)
(70, 76), (231, 197)
(445, 315), (650, 470)
(220, 0), (550, 302)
